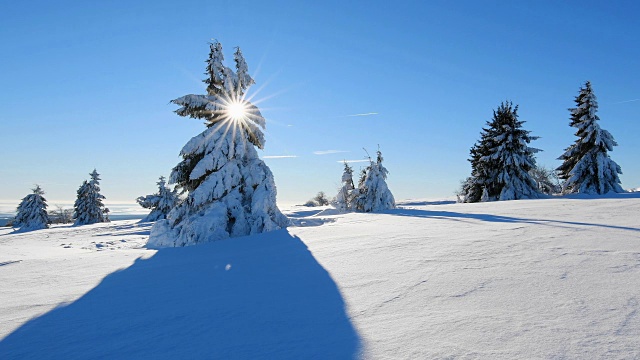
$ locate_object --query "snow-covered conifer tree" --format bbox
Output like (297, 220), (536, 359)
(73, 169), (109, 225)
(460, 138), (492, 203)
(353, 149), (395, 212)
(14, 185), (49, 231)
(335, 161), (355, 211)
(136, 176), (180, 222)
(463, 102), (541, 202)
(149, 40), (288, 247)
(557, 81), (623, 194)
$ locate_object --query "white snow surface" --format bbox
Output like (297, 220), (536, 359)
(2, 195), (640, 359)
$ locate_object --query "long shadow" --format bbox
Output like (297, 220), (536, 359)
(0, 230), (361, 359)
(389, 208), (640, 233)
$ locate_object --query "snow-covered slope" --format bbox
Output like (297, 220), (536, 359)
(1, 195), (640, 359)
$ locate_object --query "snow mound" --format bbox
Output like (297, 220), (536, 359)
(283, 205), (339, 227)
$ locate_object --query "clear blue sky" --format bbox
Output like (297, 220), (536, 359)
(1, 1), (639, 210)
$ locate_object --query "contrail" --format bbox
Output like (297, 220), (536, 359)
(613, 99), (640, 104)
(346, 112), (379, 117)
(262, 155), (298, 159)
(338, 159), (370, 163)
(314, 150), (348, 155)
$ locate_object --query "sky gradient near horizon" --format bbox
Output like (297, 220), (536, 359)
(1, 1), (639, 210)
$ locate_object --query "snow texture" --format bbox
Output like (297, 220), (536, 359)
(557, 81), (624, 195)
(148, 41), (287, 247)
(73, 169), (109, 226)
(13, 185), (49, 231)
(2, 195), (640, 359)
(136, 176), (179, 222)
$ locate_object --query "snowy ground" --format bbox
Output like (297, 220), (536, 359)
(1, 195), (640, 359)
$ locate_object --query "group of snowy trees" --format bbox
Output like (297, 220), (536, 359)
(13, 169), (110, 231)
(12, 41), (625, 249)
(334, 149), (396, 212)
(459, 82), (623, 203)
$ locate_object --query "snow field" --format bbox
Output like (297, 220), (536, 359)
(1, 196), (639, 359)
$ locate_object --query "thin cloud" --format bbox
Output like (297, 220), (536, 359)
(263, 155), (298, 159)
(338, 159), (370, 164)
(346, 112), (379, 117)
(613, 98), (640, 104)
(313, 150), (349, 155)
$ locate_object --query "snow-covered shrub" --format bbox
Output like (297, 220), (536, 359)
(74, 169), (110, 225)
(304, 191), (329, 207)
(530, 166), (561, 195)
(149, 40), (288, 247)
(136, 176), (180, 222)
(14, 185), (49, 231)
(48, 205), (73, 224)
(462, 102), (541, 202)
(557, 81), (623, 195)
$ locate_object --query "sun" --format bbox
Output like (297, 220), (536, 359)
(226, 100), (248, 121)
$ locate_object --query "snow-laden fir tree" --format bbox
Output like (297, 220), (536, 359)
(14, 185), (49, 231)
(73, 169), (109, 225)
(335, 161), (355, 211)
(149, 40), (288, 247)
(353, 149), (395, 212)
(556, 81), (623, 194)
(459, 134), (492, 203)
(136, 176), (180, 222)
(462, 102), (541, 202)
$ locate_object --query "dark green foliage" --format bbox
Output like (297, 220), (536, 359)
(463, 102), (540, 202)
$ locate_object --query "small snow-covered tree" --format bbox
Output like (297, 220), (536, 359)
(149, 40), (288, 247)
(353, 149), (395, 212)
(14, 185), (49, 231)
(136, 176), (180, 222)
(557, 81), (623, 194)
(303, 192), (329, 207)
(313, 192), (330, 206)
(74, 169), (109, 225)
(335, 161), (355, 211)
(462, 102), (541, 202)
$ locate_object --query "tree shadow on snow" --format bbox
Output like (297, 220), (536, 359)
(389, 208), (640, 233)
(0, 230), (361, 359)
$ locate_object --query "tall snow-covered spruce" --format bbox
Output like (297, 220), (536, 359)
(335, 161), (355, 211)
(148, 40), (288, 247)
(353, 149), (395, 212)
(73, 169), (110, 225)
(136, 176), (180, 222)
(461, 102), (541, 202)
(14, 185), (49, 231)
(557, 81), (623, 194)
